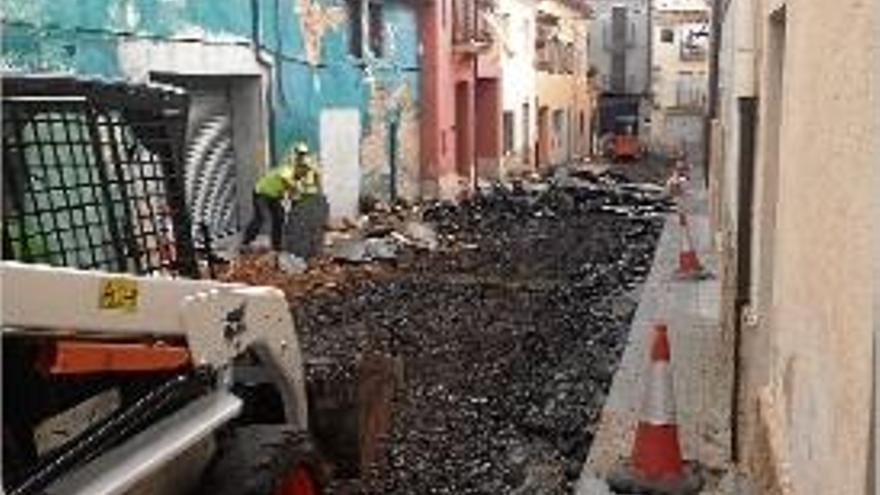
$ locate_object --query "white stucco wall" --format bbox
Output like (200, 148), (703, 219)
(713, 0), (878, 492)
(650, 4), (710, 148)
(655, 0), (710, 11)
(320, 109), (361, 221)
(117, 37), (266, 83)
(757, 1), (876, 492)
(498, 0), (538, 174)
(652, 22), (709, 108)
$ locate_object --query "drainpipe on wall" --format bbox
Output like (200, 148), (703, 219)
(472, 52), (479, 192)
(250, 0), (278, 168)
(704, 0), (722, 185)
(733, 97), (757, 464)
(388, 114), (400, 204)
(870, 328), (876, 494)
(871, 72), (879, 491)
(868, 174), (878, 494)
(645, 0), (653, 138)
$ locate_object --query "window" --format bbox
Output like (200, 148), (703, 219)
(349, 0), (384, 58)
(368, 0), (384, 57)
(552, 109), (564, 141)
(503, 111), (515, 154)
(661, 28), (674, 43)
(348, 0), (364, 57)
(680, 26), (709, 61)
(675, 71), (707, 108)
(579, 111), (585, 135)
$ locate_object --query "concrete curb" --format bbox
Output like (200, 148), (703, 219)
(575, 166), (735, 494)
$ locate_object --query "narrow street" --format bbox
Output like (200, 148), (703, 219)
(2, 1), (878, 494)
(224, 162), (673, 493)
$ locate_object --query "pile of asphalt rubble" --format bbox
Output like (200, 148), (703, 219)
(294, 169), (672, 494)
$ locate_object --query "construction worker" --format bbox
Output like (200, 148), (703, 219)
(241, 142), (320, 251)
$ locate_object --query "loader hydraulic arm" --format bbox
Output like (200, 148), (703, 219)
(1, 261), (308, 430)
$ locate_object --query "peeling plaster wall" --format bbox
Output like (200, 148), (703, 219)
(295, 0), (346, 66)
(2, 0), (421, 205)
(356, 1), (422, 202)
(360, 78), (421, 202)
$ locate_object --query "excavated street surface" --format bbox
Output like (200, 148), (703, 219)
(284, 163), (675, 494)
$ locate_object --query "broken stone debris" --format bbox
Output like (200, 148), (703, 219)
(363, 237), (399, 261)
(325, 221), (439, 264)
(400, 221), (440, 251)
(294, 168), (666, 494)
(221, 164), (672, 493)
(326, 237), (370, 263)
(278, 252), (308, 274)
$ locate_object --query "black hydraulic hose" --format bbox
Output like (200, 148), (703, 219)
(9, 372), (211, 495)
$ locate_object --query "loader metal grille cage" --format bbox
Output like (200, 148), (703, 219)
(2, 76), (199, 277)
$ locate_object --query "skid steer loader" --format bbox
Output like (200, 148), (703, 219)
(2, 76), (396, 495)
(2, 261), (318, 495)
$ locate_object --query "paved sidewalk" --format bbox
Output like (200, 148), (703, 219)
(575, 166), (741, 494)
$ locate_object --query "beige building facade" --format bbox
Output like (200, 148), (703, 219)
(709, 0), (878, 493)
(534, 0), (593, 168)
(650, 0), (710, 154)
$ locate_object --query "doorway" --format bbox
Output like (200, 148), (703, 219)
(455, 81), (472, 181)
(475, 78), (501, 179)
(151, 74), (258, 249)
(537, 106), (549, 168)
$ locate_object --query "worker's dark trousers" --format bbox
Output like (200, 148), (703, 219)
(241, 192), (284, 250)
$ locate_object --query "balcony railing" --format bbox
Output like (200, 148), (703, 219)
(453, 0), (495, 52)
(674, 81), (708, 110)
(679, 28), (709, 62)
(535, 37), (577, 74)
(534, 11), (579, 75)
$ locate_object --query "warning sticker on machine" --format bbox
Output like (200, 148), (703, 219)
(99, 277), (139, 312)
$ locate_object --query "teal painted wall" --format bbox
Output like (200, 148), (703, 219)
(2, 0), (420, 176)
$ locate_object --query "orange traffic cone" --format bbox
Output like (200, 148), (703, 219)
(608, 324), (702, 494)
(675, 211), (709, 280)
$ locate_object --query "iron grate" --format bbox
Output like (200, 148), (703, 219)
(2, 77), (198, 277)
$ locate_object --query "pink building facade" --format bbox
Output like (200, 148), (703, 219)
(420, 0), (502, 199)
